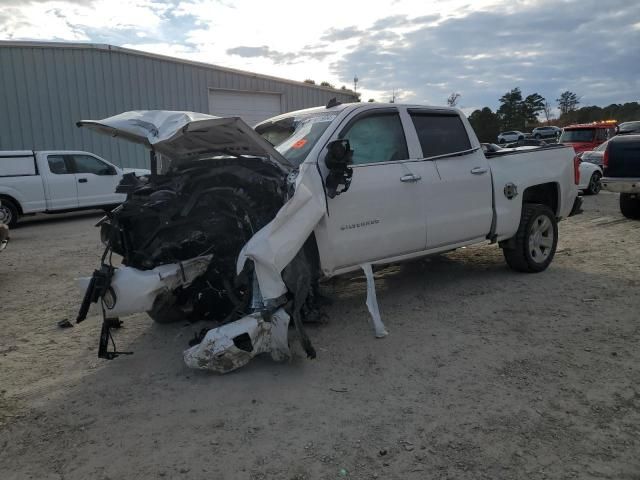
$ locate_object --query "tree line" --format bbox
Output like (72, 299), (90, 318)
(466, 88), (640, 142)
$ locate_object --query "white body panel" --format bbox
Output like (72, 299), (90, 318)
(426, 151), (493, 248)
(0, 150), (150, 215)
(578, 161), (602, 190)
(488, 146), (578, 241)
(319, 159), (431, 270)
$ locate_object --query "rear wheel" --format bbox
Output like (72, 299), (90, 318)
(534, 134), (541, 139)
(584, 172), (601, 195)
(502, 204), (558, 273)
(620, 193), (640, 220)
(0, 199), (19, 228)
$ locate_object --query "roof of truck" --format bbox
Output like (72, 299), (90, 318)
(255, 102), (461, 126)
(564, 120), (618, 129)
(0, 151), (34, 157)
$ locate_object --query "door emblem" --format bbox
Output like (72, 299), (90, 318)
(504, 183), (518, 199)
(340, 219), (380, 231)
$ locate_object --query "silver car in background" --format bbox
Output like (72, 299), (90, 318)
(497, 130), (525, 143)
(579, 139), (609, 167)
(532, 126), (561, 140)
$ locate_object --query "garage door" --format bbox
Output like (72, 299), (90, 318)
(208, 90), (282, 126)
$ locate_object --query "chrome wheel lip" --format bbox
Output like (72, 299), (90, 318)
(0, 205), (12, 225)
(528, 214), (554, 262)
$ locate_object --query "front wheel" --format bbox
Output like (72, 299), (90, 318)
(0, 199), (19, 228)
(584, 172), (601, 195)
(620, 193), (640, 220)
(502, 204), (558, 273)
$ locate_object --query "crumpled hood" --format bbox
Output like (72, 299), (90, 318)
(77, 110), (294, 170)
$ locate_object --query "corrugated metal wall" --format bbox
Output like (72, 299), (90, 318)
(0, 43), (357, 168)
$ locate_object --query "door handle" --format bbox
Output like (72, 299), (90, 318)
(400, 173), (421, 183)
(78, 178), (88, 183)
(470, 167), (488, 175)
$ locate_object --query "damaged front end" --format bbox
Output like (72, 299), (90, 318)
(75, 110), (324, 371)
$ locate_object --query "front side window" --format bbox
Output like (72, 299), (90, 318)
(340, 112), (409, 165)
(47, 155), (68, 174)
(72, 155), (114, 175)
(410, 112), (472, 158)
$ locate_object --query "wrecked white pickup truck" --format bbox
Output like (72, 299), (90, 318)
(76, 103), (582, 373)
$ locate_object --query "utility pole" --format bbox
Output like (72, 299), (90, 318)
(353, 75), (358, 93)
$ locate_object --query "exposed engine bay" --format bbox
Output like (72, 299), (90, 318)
(102, 158), (286, 323)
(75, 110), (331, 371)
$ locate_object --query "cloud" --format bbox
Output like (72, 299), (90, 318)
(329, 0), (640, 109)
(321, 25), (363, 41)
(227, 45), (333, 64)
(1, 0), (638, 111)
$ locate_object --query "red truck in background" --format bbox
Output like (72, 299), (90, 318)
(559, 120), (617, 154)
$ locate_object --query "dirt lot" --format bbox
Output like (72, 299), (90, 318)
(1, 192), (639, 479)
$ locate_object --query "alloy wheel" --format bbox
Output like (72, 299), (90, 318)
(528, 214), (554, 262)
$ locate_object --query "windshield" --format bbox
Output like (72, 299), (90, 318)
(559, 128), (596, 143)
(559, 128), (595, 143)
(255, 112), (338, 164)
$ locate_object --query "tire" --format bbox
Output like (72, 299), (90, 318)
(499, 138), (506, 144)
(502, 204), (558, 273)
(584, 172), (601, 195)
(0, 199), (19, 228)
(620, 193), (640, 220)
(534, 134), (541, 139)
(518, 135), (524, 141)
(147, 293), (184, 324)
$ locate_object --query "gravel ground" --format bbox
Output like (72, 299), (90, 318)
(1, 192), (639, 480)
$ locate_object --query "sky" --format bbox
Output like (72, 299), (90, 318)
(1, 0), (639, 115)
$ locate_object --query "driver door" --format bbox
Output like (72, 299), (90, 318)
(318, 109), (429, 270)
(70, 154), (122, 207)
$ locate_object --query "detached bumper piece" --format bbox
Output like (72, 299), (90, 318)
(183, 308), (291, 374)
(569, 195), (583, 217)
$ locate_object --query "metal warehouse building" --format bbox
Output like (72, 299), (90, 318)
(0, 41), (358, 168)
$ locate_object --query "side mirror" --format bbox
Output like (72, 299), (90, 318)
(324, 139), (354, 198)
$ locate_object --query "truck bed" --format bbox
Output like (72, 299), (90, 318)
(486, 144), (578, 241)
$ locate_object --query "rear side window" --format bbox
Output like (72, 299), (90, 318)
(409, 113), (471, 158)
(47, 155), (69, 174)
(340, 112), (409, 165)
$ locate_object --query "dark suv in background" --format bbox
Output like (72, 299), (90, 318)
(617, 121), (640, 135)
(601, 134), (640, 219)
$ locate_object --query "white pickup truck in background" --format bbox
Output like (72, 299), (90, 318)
(0, 150), (149, 226)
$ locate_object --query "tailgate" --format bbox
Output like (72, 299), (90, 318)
(605, 139), (640, 177)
